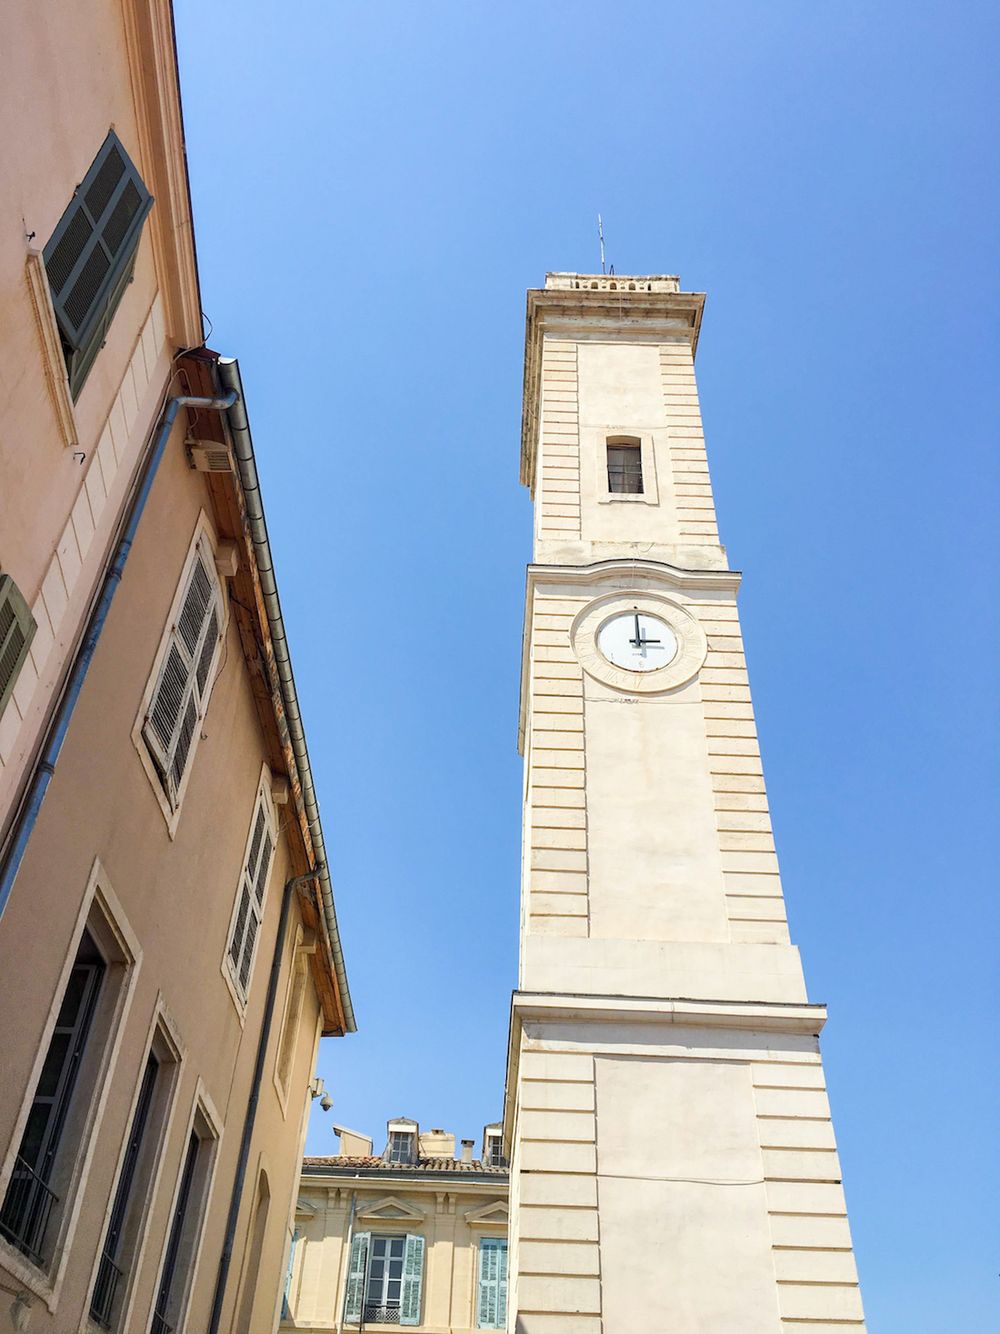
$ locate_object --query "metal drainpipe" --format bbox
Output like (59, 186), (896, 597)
(207, 872), (315, 1334)
(0, 389), (237, 919)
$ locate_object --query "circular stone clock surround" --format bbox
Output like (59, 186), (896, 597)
(570, 590), (708, 693)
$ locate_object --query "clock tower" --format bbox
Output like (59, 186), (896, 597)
(503, 274), (865, 1332)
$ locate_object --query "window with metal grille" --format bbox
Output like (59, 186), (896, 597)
(141, 542), (224, 812)
(0, 574), (37, 719)
(0, 932), (105, 1267)
(607, 441), (643, 494)
(225, 786), (276, 1004)
(43, 130), (153, 399)
(485, 1134), (506, 1168)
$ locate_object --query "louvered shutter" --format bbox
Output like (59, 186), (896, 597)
(477, 1239), (507, 1328)
(227, 792), (276, 1002)
(0, 575), (37, 718)
(143, 548), (222, 808)
(43, 130), (153, 398)
(343, 1231), (370, 1324)
(399, 1233), (425, 1326)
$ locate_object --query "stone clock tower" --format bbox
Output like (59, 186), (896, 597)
(503, 274), (865, 1333)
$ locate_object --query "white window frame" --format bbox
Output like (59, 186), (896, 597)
(596, 431), (660, 506)
(0, 861), (140, 1310)
(132, 514), (227, 836)
(222, 772), (278, 1013)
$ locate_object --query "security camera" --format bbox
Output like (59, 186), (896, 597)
(320, 1094), (333, 1112)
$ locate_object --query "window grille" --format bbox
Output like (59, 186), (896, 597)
(607, 442), (643, 494)
(0, 574), (36, 719)
(226, 788), (276, 1002)
(151, 1130), (200, 1334)
(142, 544), (223, 810)
(43, 130), (153, 399)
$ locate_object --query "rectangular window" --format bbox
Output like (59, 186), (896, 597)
(0, 933), (105, 1265)
(0, 574), (37, 718)
(141, 540), (224, 812)
(477, 1238), (508, 1329)
(225, 785), (277, 1004)
(275, 953), (309, 1099)
(91, 1055), (160, 1328)
(386, 1131), (414, 1165)
(43, 130), (153, 399)
(485, 1134), (506, 1168)
(607, 442), (643, 494)
(90, 1021), (179, 1331)
(150, 1103), (215, 1334)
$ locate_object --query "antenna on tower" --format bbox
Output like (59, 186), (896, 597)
(597, 214), (606, 274)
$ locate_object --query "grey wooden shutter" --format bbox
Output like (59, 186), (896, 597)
(399, 1234), (425, 1326)
(0, 575), (37, 718)
(477, 1239), (507, 1328)
(343, 1230), (370, 1324)
(143, 549), (222, 808)
(43, 130), (153, 398)
(227, 793), (275, 1000)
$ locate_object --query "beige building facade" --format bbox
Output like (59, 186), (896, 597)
(0, 3), (353, 1332)
(283, 1120), (508, 1333)
(503, 274), (865, 1332)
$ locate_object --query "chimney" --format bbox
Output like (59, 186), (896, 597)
(419, 1128), (455, 1160)
(333, 1126), (373, 1157)
(460, 1139), (474, 1164)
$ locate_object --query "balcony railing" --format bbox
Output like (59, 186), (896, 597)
(363, 1305), (401, 1324)
(150, 1311), (173, 1334)
(0, 1156), (58, 1265)
(90, 1249), (124, 1329)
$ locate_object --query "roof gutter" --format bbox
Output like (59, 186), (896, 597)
(215, 357), (356, 1033)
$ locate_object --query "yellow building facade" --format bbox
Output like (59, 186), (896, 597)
(503, 274), (866, 1332)
(0, 3), (353, 1332)
(283, 1121), (508, 1333)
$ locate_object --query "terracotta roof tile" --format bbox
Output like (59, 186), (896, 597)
(303, 1155), (507, 1175)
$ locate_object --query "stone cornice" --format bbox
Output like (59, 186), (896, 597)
(520, 281), (705, 489)
(121, 0), (203, 348)
(518, 559), (742, 752)
(501, 990), (827, 1155)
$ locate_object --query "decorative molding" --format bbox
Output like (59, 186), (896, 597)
(464, 1200), (509, 1229)
(570, 590), (708, 695)
(518, 559), (740, 750)
(121, 0), (203, 348)
(25, 250), (77, 447)
(521, 284), (705, 488)
(502, 990), (828, 1154)
(355, 1195), (426, 1225)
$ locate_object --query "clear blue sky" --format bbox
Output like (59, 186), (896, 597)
(175, 3), (998, 1327)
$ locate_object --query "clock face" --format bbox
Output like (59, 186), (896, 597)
(597, 611), (677, 673)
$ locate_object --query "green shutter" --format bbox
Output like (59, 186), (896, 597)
(0, 575), (37, 719)
(399, 1233), (425, 1326)
(477, 1239), (508, 1329)
(343, 1230), (369, 1324)
(43, 130), (153, 399)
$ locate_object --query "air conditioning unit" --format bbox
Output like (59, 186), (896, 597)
(187, 439), (232, 473)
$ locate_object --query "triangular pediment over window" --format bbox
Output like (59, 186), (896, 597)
(464, 1199), (509, 1228)
(356, 1195), (426, 1224)
(294, 1197), (318, 1218)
